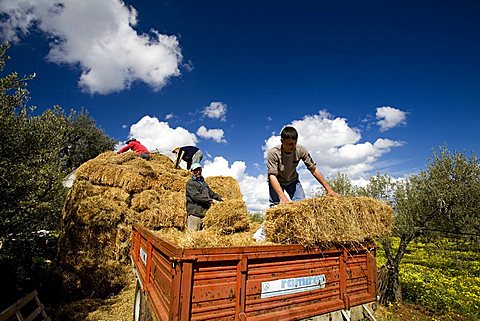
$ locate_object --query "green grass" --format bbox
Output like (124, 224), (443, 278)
(376, 238), (480, 321)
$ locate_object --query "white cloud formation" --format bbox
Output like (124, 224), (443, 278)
(202, 157), (269, 212)
(202, 102), (227, 121)
(165, 113), (174, 120)
(119, 115), (197, 155)
(196, 126), (226, 143)
(263, 110), (404, 191)
(0, 0), (182, 94)
(376, 106), (407, 132)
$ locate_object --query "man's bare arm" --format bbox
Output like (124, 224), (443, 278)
(269, 174), (290, 204)
(310, 168), (338, 197)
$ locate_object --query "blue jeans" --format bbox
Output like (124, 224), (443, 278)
(192, 149), (203, 164)
(187, 150), (204, 169)
(269, 180), (305, 207)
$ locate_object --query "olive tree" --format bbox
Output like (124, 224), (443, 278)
(371, 147), (480, 304)
(328, 172), (358, 196)
(0, 44), (115, 306)
(61, 108), (116, 173)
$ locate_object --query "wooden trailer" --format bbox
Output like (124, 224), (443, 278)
(130, 224), (378, 321)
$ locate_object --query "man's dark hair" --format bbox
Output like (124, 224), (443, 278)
(280, 126), (298, 140)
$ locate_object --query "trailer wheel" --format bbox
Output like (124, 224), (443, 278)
(133, 281), (153, 321)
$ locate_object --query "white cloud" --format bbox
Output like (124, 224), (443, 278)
(0, 0), (182, 94)
(197, 125), (226, 143)
(121, 115), (197, 155)
(202, 156), (246, 180)
(264, 110), (361, 159)
(376, 106), (407, 132)
(263, 110), (404, 186)
(165, 113), (174, 120)
(202, 157), (269, 212)
(202, 102), (227, 121)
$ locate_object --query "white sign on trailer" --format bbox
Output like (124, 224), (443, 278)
(261, 274), (326, 299)
(140, 247), (147, 265)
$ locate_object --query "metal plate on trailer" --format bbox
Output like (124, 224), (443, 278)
(261, 274), (326, 298)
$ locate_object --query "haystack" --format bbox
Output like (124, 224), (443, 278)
(57, 152), (189, 297)
(57, 151), (250, 297)
(264, 196), (394, 247)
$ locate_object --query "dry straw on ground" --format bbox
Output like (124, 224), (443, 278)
(264, 196), (394, 247)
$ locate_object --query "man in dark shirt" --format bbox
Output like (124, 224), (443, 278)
(185, 163), (223, 231)
(172, 146), (203, 169)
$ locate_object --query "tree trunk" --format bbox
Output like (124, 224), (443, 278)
(377, 236), (413, 305)
(377, 263), (402, 305)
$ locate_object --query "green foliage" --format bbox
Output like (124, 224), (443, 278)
(328, 172), (357, 196)
(0, 46), (64, 237)
(376, 238), (480, 320)
(366, 148), (480, 305)
(248, 212), (265, 224)
(357, 172), (396, 203)
(419, 147), (480, 236)
(61, 108), (116, 173)
(401, 240), (479, 319)
(0, 43), (115, 302)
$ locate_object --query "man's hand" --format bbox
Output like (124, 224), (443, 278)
(311, 168), (338, 197)
(326, 189), (338, 197)
(279, 195), (290, 204)
(269, 174), (290, 205)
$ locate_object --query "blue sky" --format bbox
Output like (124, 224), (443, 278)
(1, 0), (479, 211)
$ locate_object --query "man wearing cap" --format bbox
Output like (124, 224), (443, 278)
(117, 138), (151, 160)
(172, 146), (203, 170)
(185, 163), (223, 231)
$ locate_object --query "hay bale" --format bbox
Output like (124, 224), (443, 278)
(264, 196), (394, 247)
(76, 158), (157, 193)
(135, 191), (186, 229)
(150, 153), (176, 167)
(205, 176), (242, 200)
(131, 180), (188, 227)
(156, 172), (190, 192)
(131, 190), (161, 212)
(203, 199), (250, 234)
(202, 176), (249, 234)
